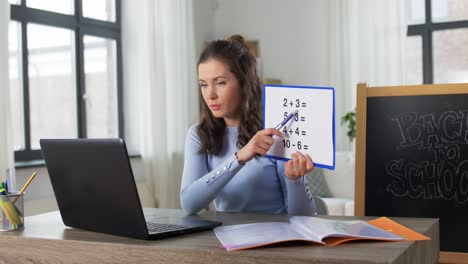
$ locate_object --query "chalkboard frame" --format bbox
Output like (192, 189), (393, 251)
(354, 82), (468, 263)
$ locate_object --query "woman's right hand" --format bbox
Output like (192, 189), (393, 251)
(235, 128), (283, 165)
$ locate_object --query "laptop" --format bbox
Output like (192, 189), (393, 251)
(40, 138), (221, 240)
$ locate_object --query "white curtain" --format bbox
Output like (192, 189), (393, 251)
(328, 0), (407, 151)
(0, 1), (14, 175)
(122, 0), (198, 208)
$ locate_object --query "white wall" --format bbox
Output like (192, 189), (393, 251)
(214, 0), (329, 85)
(192, 0), (217, 57)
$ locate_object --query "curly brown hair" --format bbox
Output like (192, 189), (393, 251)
(197, 35), (262, 155)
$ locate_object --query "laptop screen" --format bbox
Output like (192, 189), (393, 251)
(41, 138), (150, 239)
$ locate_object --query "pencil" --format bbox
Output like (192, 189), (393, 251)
(19, 172), (37, 194)
(13, 172), (37, 204)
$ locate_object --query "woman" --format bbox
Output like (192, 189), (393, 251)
(180, 35), (316, 215)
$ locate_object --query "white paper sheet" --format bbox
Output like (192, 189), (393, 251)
(263, 85), (335, 169)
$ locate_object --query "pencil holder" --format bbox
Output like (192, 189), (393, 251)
(0, 193), (24, 231)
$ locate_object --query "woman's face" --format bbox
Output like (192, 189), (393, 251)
(198, 58), (242, 127)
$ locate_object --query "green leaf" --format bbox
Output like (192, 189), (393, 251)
(341, 109), (356, 143)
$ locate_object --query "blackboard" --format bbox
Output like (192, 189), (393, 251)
(354, 83), (468, 259)
(366, 94), (468, 252)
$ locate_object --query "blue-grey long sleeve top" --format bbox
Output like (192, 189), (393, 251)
(180, 124), (316, 216)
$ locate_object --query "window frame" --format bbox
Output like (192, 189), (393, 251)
(407, 0), (468, 84)
(10, 0), (123, 162)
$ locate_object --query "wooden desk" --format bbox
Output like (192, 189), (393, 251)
(0, 209), (439, 264)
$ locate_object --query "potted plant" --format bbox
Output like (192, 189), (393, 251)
(341, 109), (356, 143)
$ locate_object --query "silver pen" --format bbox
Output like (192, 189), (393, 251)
(274, 109), (298, 131)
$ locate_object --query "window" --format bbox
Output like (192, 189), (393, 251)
(407, 0), (468, 84)
(9, 0), (123, 162)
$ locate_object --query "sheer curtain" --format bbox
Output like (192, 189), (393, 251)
(328, 0), (407, 151)
(0, 2), (14, 175)
(122, 0), (198, 208)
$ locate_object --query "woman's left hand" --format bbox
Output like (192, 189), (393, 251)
(284, 151), (314, 180)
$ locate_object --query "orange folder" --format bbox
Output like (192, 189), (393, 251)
(368, 217), (431, 241)
(324, 217), (431, 246)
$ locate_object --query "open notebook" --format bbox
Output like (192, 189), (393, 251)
(214, 216), (430, 251)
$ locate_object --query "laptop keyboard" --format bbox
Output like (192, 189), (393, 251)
(146, 222), (190, 233)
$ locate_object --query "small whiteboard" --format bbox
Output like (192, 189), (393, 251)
(263, 84), (335, 170)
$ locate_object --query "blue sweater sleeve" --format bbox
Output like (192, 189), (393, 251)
(277, 162), (317, 216)
(180, 125), (244, 214)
